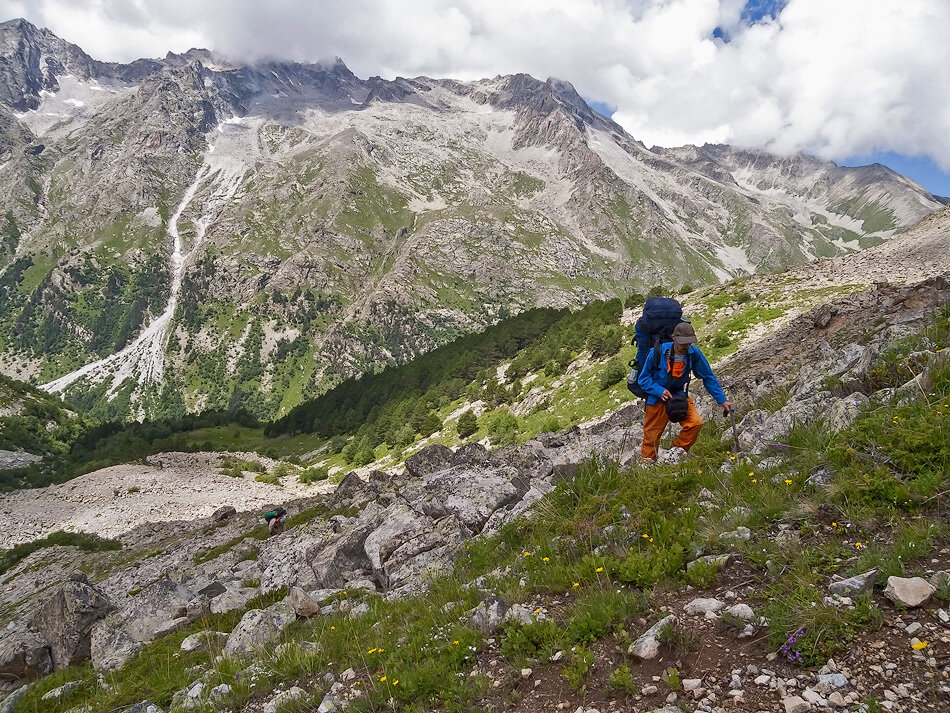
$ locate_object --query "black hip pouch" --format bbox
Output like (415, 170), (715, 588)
(665, 393), (690, 422)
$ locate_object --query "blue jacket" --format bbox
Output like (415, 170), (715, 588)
(637, 343), (727, 406)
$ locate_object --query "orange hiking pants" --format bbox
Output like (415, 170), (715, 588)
(641, 397), (704, 460)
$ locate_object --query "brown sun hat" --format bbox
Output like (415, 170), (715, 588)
(672, 322), (698, 345)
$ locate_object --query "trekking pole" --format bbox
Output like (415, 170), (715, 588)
(728, 406), (739, 453)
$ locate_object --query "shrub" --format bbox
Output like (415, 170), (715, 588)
(501, 619), (565, 664)
(456, 410), (478, 439)
(353, 446), (376, 467)
(255, 472), (282, 486)
(598, 357), (628, 390)
(538, 414), (561, 433)
(561, 647), (595, 689)
(566, 589), (648, 644)
(273, 462), (298, 478)
(587, 326), (622, 358)
(625, 293), (646, 309)
(299, 466), (329, 484)
(419, 411), (443, 437)
(609, 664), (636, 692)
(484, 409), (519, 446)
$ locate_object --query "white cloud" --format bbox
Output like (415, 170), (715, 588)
(2, 0), (949, 169)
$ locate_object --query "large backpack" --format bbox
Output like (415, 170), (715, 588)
(626, 297), (685, 399)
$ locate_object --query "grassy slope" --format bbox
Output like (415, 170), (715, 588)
(10, 306), (949, 713)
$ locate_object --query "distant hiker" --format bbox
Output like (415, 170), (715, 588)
(264, 507), (287, 535)
(637, 323), (733, 464)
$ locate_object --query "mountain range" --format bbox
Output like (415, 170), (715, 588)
(0, 17), (942, 420)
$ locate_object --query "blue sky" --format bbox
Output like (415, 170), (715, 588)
(584, 0), (950, 199)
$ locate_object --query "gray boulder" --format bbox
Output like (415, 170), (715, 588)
(224, 601), (296, 656)
(405, 444), (454, 477)
(452, 441), (491, 466)
(287, 586), (324, 618)
(382, 514), (471, 597)
(0, 622), (51, 688)
(30, 572), (114, 670)
(90, 621), (142, 672)
(884, 576), (936, 608)
(423, 466), (521, 533)
(180, 631), (228, 653)
(0, 686), (28, 713)
(629, 615), (677, 660)
(826, 393), (869, 432)
(468, 595), (510, 634)
(829, 569), (877, 597)
(263, 686), (307, 713)
(212, 505), (237, 521)
(41, 680), (81, 701)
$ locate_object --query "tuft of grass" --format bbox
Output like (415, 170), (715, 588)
(560, 646), (595, 690)
(0, 531), (121, 576)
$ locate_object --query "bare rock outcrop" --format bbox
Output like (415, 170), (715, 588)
(30, 572), (114, 670)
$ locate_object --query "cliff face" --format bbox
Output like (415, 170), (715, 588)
(0, 19), (942, 419)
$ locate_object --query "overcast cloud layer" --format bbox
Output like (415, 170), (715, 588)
(3, 0), (949, 172)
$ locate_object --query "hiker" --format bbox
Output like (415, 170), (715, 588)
(637, 322), (733, 464)
(264, 506), (287, 535)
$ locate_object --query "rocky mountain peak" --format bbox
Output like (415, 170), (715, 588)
(0, 17), (98, 110)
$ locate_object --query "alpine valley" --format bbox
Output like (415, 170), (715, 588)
(0, 17), (943, 421)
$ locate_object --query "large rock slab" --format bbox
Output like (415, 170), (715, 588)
(405, 444), (454, 478)
(0, 622), (51, 689)
(224, 600), (296, 656)
(90, 578), (205, 671)
(423, 466), (520, 533)
(30, 572), (114, 670)
(380, 514), (471, 597)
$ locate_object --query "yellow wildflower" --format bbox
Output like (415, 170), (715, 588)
(368, 648), (377, 654)
(596, 567), (604, 572)
(534, 608), (541, 614)
(524, 551), (531, 557)
(912, 641), (928, 650)
(543, 557), (550, 562)
(572, 582), (580, 588)
(784, 479), (792, 485)
(380, 675), (387, 682)
(393, 680), (399, 685)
